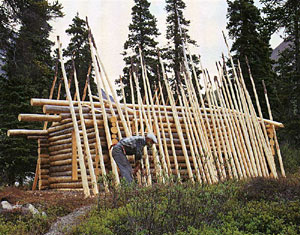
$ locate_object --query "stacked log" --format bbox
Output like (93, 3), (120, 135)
(38, 139), (50, 190)
(109, 116), (118, 145)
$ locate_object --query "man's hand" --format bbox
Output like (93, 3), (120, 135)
(133, 160), (141, 176)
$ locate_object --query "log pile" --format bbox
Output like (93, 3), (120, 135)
(7, 21), (285, 197)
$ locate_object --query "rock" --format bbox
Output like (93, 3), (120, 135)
(26, 203), (40, 215)
(12, 205), (22, 210)
(1, 201), (13, 210)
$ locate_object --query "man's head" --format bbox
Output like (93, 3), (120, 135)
(146, 132), (157, 147)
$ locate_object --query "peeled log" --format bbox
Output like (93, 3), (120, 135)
(7, 129), (48, 136)
(41, 168), (49, 173)
(18, 114), (62, 122)
(50, 159), (72, 166)
(49, 182), (91, 189)
(43, 105), (90, 114)
(27, 136), (48, 140)
(49, 176), (82, 183)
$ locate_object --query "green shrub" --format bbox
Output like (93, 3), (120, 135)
(70, 178), (300, 235)
(221, 200), (300, 234)
(239, 176), (300, 202)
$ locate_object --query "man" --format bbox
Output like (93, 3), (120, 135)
(111, 132), (157, 183)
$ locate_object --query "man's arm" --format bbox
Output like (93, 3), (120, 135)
(133, 138), (145, 175)
(133, 160), (141, 175)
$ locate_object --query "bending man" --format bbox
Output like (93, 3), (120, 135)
(111, 133), (157, 183)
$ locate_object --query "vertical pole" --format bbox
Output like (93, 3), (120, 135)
(158, 81), (181, 181)
(87, 21), (131, 137)
(202, 71), (227, 180)
(140, 49), (169, 178)
(154, 88), (172, 177)
(262, 80), (285, 177)
(132, 68), (162, 182)
(57, 36), (90, 197)
(71, 130), (78, 180)
(87, 29), (120, 185)
(158, 54), (194, 182)
(120, 76), (132, 134)
(72, 57), (98, 195)
(178, 90), (202, 182)
(129, 72), (147, 184)
(87, 78), (109, 191)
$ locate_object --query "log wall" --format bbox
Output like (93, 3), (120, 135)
(36, 105), (278, 190)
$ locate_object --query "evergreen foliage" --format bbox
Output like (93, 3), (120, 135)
(226, 0), (275, 116)
(0, 0), (63, 185)
(261, 0), (300, 144)
(63, 13), (95, 100)
(164, 0), (200, 94)
(119, 0), (160, 103)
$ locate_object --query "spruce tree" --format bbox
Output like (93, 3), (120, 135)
(226, 0), (275, 115)
(164, 0), (200, 94)
(261, 0), (300, 143)
(119, 0), (160, 103)
(63, 13), (94, 99)
(0, 0), (62, 185)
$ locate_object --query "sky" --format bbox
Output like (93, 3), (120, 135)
(49, 0), (283, 88)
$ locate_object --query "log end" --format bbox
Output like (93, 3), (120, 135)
(30, 98), (36, 106)
(110, 116), (117, 123)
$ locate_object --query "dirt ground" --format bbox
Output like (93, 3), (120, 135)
(0, 187), (96, 211)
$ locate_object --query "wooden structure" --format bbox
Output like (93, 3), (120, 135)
(8, 24), (285, 197)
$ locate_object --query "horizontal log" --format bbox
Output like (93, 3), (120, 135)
(48, 122), (74, 133)
(18, 114), (62, 122)
(50, 148), (72, 157)
(40, 154), (49, 158)
(50, 171), (73, 177)
(48, 127), (73, 138)
(39, 179), (49, 186)
(27, 136), (48, 140)
(49, 152), (72, 162)
(49, 176), (81, 183)
(49, 182), (90, 189)
(32, 99), (283, 127)
(7, 129), (48, 136)
(49, 137), (72, 146)
(40, 158), (50, 164)
(50, 159), (72, 166)
(50, 165), (72, 173)
(32, 98), (128, 111)
(40, 175), (49, 180)
(40, 165), (50, 170)
(48, 133), (72, 142)
(40, 169), (49, 175)
(49, 143), (72, 152)
(43, 105), (90, 114)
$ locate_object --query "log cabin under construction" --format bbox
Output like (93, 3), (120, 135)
(7, 26), (285, 198)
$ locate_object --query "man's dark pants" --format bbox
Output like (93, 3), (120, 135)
(112, 144), (133, 183)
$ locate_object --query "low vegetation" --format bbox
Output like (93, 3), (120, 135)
(70, 175), (300, 235)
(0, 188), (94, 235)
(1, 170), (299, 235)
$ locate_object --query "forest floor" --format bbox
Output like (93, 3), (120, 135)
(0, 186), (97, 235)
(0, 186), (95, 211)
